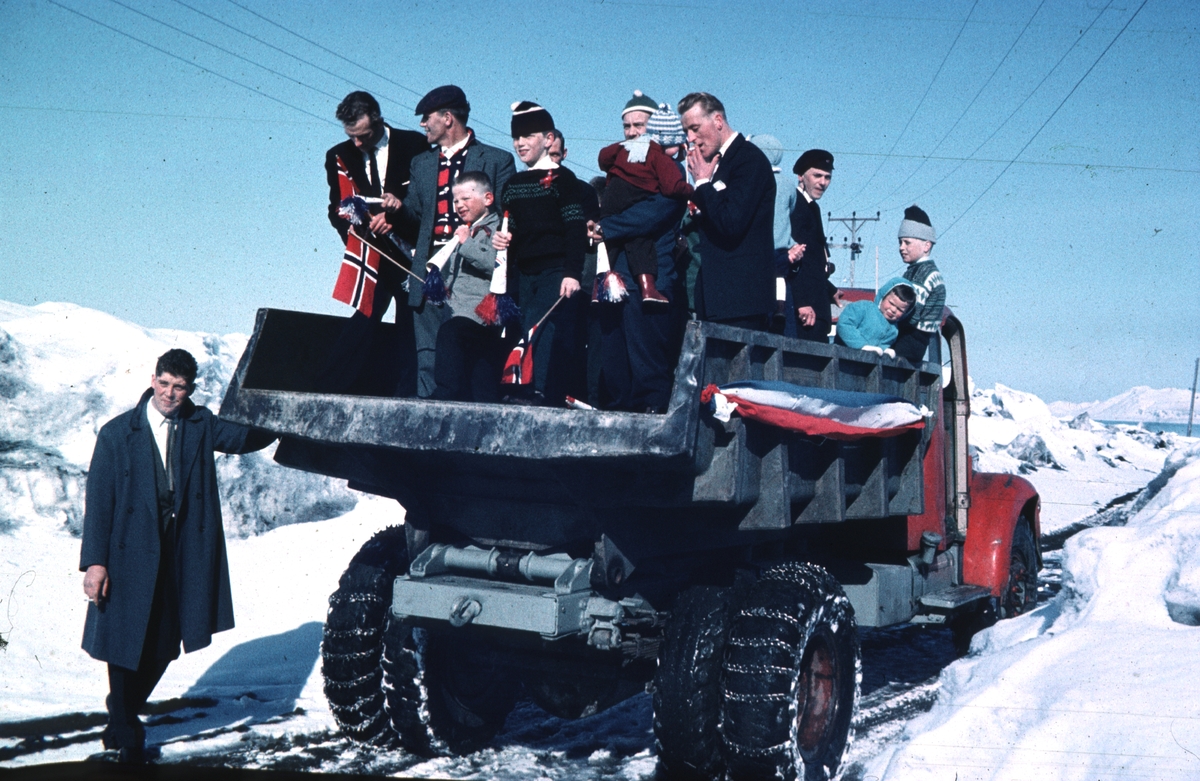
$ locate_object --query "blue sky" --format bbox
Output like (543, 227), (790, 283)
(1, 0), (1196, 402)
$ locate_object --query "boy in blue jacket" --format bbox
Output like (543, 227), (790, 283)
(835, 277), (915, 357)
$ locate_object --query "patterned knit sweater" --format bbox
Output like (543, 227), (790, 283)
(500, 166), (589, 280)
(902, 257), (946, 334)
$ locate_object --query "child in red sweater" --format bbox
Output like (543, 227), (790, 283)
(597, 102), (691, 305)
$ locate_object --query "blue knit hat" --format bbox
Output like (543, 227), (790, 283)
(646, 102), (685, 147)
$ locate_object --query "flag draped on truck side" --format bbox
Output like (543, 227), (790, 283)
(701, 381), (930, 440)
(331, 156), (382, 318)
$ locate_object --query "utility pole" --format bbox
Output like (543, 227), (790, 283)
(1188, 357), (1198, 438)
(827, 211), (880, 287)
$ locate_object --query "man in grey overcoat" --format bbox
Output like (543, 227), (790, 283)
(80, 349), (273, 762)
(398, 85), (516, 397)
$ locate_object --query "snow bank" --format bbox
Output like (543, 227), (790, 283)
(967, 383), (1182, 534)
(863, 442), (1200, 780)
(0, 301), (358, 538)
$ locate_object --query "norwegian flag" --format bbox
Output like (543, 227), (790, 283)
(332, 233), (380, 317)
(501, 322), (539, 386)
(330, 156), (380, 317)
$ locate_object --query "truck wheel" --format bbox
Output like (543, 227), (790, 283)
(1000, 516), (1038, 618)
(722, 562), (860, 781)
(653, 586), (733, 780)
(321, 525), (409, 745)
(950, 514), (1039, 655)
(381, 621), (519, 756)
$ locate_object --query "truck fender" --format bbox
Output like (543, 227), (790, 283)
(963, 472), (1041, 597)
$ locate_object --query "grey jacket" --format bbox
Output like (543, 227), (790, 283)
(402, 135), (515, 307)
(441, 209), (501, 324)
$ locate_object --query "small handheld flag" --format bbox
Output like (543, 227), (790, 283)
(591, 241), (628, 304)
(422, 236), (461, 306)
(475, 212), (521, 327)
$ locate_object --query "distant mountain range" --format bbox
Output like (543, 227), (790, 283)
(1049, 386), (1198, 423)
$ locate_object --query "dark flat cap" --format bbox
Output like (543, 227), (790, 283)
(793, 148), (834, 175)
(415, 85), (469, 116)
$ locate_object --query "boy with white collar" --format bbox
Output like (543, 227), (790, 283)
(892, 205), (946, 364)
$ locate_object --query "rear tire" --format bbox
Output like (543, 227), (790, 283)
(653, 586), (733, 780)
(722, 562), (860, 781)
(381, 621), (520, 756)
(320, 525), (409, 745)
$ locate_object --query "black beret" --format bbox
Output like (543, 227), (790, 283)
(415, 85), (469, 116)
(793, 148), (834, 175)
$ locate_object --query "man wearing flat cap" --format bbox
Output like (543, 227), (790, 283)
(398, 85), (516, 397)
(786, 148), (836, 342)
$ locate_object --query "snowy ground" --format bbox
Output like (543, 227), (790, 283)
(2, 300), (1198, 779)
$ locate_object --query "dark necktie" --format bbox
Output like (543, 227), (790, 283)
(165, 418), (177, 493)
(368, 147), (381, 194)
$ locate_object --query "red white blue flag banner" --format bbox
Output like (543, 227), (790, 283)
(700, 381), (929, 440)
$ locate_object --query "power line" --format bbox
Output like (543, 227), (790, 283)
(892, 0), (1114, 218)
(43, 0), (334, 126)
(942, 0), (1149, 236)
(840, 0), (980, 208)
(219, 0), (566, 167)
(165, 0), (424, 134)
(868, 0), (1047, 212)
(0, 104), (324, 124)
(103, 0), (344, 103)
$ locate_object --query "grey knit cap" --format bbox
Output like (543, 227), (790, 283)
(646, 102), (686, 147)
(898, 204), (936, 243)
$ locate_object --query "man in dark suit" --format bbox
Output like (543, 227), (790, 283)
(398, 85), (516, 397)
(320, 91), (430, 396)
(786, 149), (836, 342)
(81, 349), (273, 763)
(679, 92), (775, 330)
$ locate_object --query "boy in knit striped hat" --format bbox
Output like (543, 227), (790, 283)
(596, 96), (692, 305)
(892, 205), (946, 364)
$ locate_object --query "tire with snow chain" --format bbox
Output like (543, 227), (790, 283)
(653, 586), (733, 780)
(320, 525), (408, 745)
(381, 619), (520, 756)
(722, 562), (860, 781)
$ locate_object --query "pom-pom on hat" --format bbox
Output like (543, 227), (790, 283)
(898, 205), (936, 243)
(646, 102), (686, 147)
(414, 85), (469, 117)
(511, 101), (555, 138)
(793, 149), (835, 175)
(622, 89), (658, 117)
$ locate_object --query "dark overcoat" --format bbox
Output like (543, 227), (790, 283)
(787, 196), (832, 333)
(79, 390), (270, 670)
(689, 133), (776, 321)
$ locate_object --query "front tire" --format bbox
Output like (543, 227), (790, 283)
(721, 562), (860, 781)
(653, 586), (733, 780)
(320, 525), (409, 745)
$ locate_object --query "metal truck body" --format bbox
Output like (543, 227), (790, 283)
(218, 302), (1040, 778)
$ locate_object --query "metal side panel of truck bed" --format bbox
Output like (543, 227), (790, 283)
(219, 309), (941, 543)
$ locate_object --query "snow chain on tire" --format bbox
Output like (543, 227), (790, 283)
(381, 619), (519, 756)
(653, 586), (734, 780)
(722, 562), (861, 781)
(320, 525), (409, 746)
